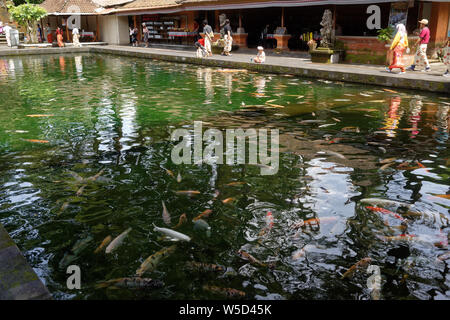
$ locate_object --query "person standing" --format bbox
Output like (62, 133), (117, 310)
(222, 19), (233, 56)
(37, 24), (43, 43)
(387, 23), (409, 74)
(56, 27), (65, 47)
(46, 23), (53, 44)
(202, 20), (214, 57)
(408, 19), (431, 72)
(72, 27), (81, 47)
(3, 22), (12, 47)
(142, 23), (150, 48)
(131, 27), (138, 47)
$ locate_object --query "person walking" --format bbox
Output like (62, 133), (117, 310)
(222, 19), (233, 56)
(386, 23), (409, 74)
(3, 22), (12, 47)
(142, 23), (150, 48)
(46, 23), (53, 44)
(202, 20), (214, 57)
(408, 19), (431, 72)
(72, 27), (81, 47)
(37, 24), (43, 43)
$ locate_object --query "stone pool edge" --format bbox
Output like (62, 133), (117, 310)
(0, 224), (52, 300)
(0, 46), (448, 93)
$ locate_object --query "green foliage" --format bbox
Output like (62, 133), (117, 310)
(377, 26), (394, 43)
(7, 2), (47, 43)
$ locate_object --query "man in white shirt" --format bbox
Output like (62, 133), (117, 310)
(3, 23), (12, 47)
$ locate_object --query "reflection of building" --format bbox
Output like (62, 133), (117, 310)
(39, 1), (449, 63)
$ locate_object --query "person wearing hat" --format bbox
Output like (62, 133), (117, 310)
(251, 46), (266, 64)
(408, 19), (431, 72)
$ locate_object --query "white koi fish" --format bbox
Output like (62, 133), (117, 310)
(153, 224), (191, 242)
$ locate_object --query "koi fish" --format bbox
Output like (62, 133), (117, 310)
(174, 213), (187, 229)
(175, 190), (201, 196)
(365, 206), (406, 222)
(136, 245), (177, 276)
(237, 250), (266, 267)
(332, 117), (341, 122)
(360, 198), (414, 209)
(430, 194), (450, 199)
(377, 234), (417, 242)
(193, 209), (212, 221)
(382, 88), (398, 93)
(177, 172), (182, 183)
(161, 201), (171, 226)
(292, 216), (338, 229)
(76, 185), (86, 197)
(225, 181), (246, 186)
(58, 201), (69, 215)
(25, 139), (49, 143)
(292, 244), (316, 260)
(87, 169), (104, 182)
(165, 169), (174, 177)
(379, 158), (396, 164)
(222, 197), (235, 204)
(203, 285), (245, 298)
(72, 236), (93, 255)
(317, 150), (346, 159)
(341, 257), (372, 279)
(26, 114), (54, 117)
(437, 251), (450, 261)
(266, 103), (285, 109)
(186, 261), (225, 273)
(105, 228), (132, 254)
(300, 120), (326, 124)
(341, 126), (360, 133)
(96, 277), (164, 289)
(94, 235), (112, 254)
(153, 224), (191, 242)
(266, 211), (274, 229)
(379, 162), (394, 171)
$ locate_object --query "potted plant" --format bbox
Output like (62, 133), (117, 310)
(377, 26), (394, 65)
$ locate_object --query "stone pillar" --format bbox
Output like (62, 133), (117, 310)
(274, 34), (291, 50)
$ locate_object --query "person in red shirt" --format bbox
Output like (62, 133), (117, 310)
(408, 19), (431, 72)
(195, 37), (207, 58)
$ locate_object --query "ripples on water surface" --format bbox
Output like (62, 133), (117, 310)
(0, 54), (449, 300)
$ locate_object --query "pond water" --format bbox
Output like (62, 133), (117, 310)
(0, 54), (449, 300)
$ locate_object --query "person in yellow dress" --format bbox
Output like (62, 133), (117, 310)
(387, 23), (409, 74)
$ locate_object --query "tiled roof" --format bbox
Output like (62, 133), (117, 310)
(40, 0), (101, 14)
(120, 0), (181, 9)
(91, 0), (135, 8)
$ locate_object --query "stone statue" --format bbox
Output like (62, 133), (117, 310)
(219, 13), (226, 35)
(319, 9), (333, 48)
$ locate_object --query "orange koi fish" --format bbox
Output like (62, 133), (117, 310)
(382, 88), (398, 93)
(26, 114), (54, 117)
(430, 194), (450, 199)
(222, 197), (235, 204)
(174, 213), (187, 229)
(365, 206), (406, 222)
(378, 234), (417, 242)
(175, 190), (201, 196)
(193, 209), (212, 222)
(25, 139), (49, 143)
(237, 250), (266, 267)
(94, 236), (112, 254)
(342, 257), (372, 279)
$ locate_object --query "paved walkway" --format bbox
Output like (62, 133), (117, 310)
(0, 224), (52, 300)
(0, 45), (449, 93)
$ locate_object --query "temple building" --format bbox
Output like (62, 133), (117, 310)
(38, 0), (450, 63)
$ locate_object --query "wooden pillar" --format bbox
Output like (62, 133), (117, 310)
(239, 11), (242, 29)
(214, 10), (219, 32)
(281, 7), (284, 28)
(95, 15), (99, 42)
(65, 17), (69, 42)
(429, 2), (449, 45)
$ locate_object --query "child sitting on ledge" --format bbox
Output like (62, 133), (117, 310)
(251, 46), (266, 64)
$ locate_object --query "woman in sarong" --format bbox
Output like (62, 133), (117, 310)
(387, 23), (408, 74)
(56, 27), (64, 47)
(222, 19), (233, 56)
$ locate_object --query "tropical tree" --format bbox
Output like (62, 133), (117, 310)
(8, 1), (47, 43)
